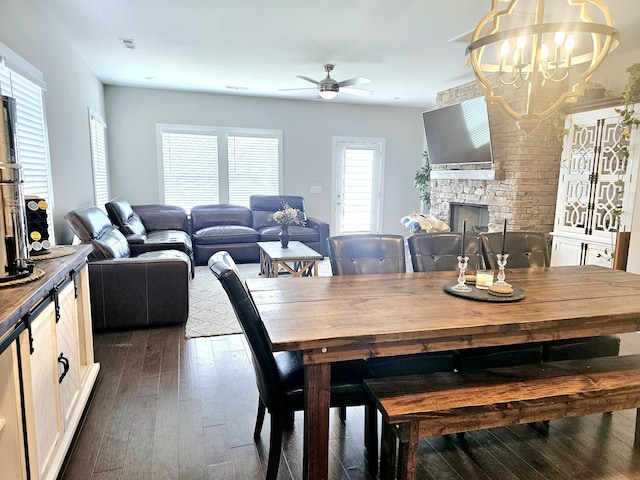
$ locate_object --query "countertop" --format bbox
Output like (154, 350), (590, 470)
(0, 244), (92, 340)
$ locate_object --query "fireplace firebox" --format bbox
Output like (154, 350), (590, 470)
(450, 203), (489, 234)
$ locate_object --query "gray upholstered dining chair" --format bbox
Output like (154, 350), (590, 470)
(327, 233), (406, 275)
(327, 233), (456, 422)
(407, 232), (483, 272)
(473, 230), (619, 369)
(208, 251), (379, 479)
(480, 231), (550, 270)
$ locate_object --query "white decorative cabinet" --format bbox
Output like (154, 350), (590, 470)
(0, 341), (28, 479)
(18, 265), (99, 480)
(550, 103), (640, 267)
(0, 247), (99, 480)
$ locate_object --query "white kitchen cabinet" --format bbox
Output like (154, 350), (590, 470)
(551, 103), (640, 267)
(0, 339), (28, 479)
(11, 259), (99, 480)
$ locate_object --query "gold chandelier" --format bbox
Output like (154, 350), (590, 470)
(466, 0), (619, 133)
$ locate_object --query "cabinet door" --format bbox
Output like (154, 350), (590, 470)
(56, 280), (81, 427)
(75, 266), (94, 382)
(550, 236), (584, 266)
(556, 105), (639, 239)
(0, 340), (28, 479)
(21, 299), (63, 480)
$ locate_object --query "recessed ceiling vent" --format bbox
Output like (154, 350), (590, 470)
(119, 38), (136, 50)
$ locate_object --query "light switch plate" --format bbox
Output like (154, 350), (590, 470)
(310, 186), (323, 194)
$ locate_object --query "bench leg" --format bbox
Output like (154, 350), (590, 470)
(380, 421), (397, 480)
(635, 408), (640, 446)
(398, 423), (419, 480)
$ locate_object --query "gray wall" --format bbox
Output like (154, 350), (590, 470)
(105, 86), (426, 236)
(0, 0), (106, 244)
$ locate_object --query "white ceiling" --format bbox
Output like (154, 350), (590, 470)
(34, 0), (640, 109)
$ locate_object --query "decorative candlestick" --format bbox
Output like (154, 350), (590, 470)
(460, 219), (467, 257)
(495, 253), (511, 287)
(501, 218), (507, 255)
(452, 255), (472, 292)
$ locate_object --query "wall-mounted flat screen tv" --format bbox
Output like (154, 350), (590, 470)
(422, 96), (493, 166)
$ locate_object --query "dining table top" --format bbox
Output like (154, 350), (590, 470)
(246, 265), (640, 364)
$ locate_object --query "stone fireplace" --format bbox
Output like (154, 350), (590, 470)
(428, 81), (565, 235)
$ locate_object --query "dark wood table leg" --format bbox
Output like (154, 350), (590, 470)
(304, 362), (331, 480)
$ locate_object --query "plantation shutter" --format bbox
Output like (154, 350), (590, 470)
(89, 110), (109, 209)
(342, 148), (375, 233)
(228, 133), (279, 206)
(0, 57), (53, 235)
(159, 125), (282, 211)
(161, 130), (219, 212)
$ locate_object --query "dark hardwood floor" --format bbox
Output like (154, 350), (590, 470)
(60, 329), (640, 480)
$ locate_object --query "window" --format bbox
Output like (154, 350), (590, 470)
(333, 137), (385, 234)
(158, 124), (282, 211)
(0, 46), (53, 236)
(89, 109), (110, 209)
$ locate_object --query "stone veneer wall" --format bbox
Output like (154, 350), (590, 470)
(429, 80), (564, 234)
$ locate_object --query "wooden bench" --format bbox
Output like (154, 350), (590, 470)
(364, 354), (640, 480)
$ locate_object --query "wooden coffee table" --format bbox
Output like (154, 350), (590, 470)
(257, 241), (323, 278)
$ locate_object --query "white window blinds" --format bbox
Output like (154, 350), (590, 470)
(228, 134), (280, 206)
(161, 129), (219, 212)
(158, 125), (282, 211)
(89, 110), (109, 209)
(0, 57), (53, 234)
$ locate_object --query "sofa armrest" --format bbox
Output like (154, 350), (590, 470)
(306, 216), (330, 256)
(125, 233), (147, 244)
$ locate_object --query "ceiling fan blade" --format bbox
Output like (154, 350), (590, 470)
(338, 76), (370, 88)
(340, 87), (374, 97)
(297, 75), (319, 85)
(279, 87), (317, 92)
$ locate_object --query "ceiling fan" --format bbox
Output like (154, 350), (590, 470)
(281, 64), (373, 99)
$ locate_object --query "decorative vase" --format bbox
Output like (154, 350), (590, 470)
(279, 224), (291, 248)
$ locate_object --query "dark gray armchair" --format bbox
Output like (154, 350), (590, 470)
(65, 206), (191, 331)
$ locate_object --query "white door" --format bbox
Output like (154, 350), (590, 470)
(333, 137), (385, 234)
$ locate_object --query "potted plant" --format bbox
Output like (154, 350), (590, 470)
(584, 81), (611, 101)
(414, 151), (431, 209)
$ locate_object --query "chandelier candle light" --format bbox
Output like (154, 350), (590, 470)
(466, 0), (619, 133)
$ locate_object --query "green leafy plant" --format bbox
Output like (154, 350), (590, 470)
(611, 63), (640, 231)
(414, 151), (431, 209)
(597, 64), (640, 262)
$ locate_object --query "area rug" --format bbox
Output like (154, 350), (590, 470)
(185, 260), (331, 338)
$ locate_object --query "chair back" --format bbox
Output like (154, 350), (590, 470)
(481, 232), (550, 269)
(327, 234), (406, 275)
(208, 251), (282, 409)
(105, 197), (147, 236)
(407, 232), (483, 272)
(250, 195), (307, 231)
(64, 206), (131, 260)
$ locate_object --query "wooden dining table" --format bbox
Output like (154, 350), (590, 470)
(246, 265), (640, 480)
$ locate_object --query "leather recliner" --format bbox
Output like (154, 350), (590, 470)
(250, 195), (330, 256)
(105, 197), (194, 274)
(65, 206), (191, 331)
(191, 204), (260, 264)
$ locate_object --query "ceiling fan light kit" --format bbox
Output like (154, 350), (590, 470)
(283, 64), (372, 100)
(466, 0), (619, 133)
